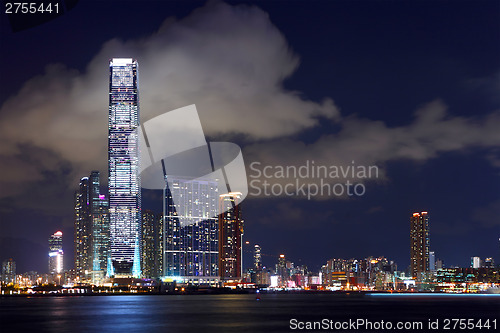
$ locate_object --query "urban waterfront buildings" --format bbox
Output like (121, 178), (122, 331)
(48, 231), (63, 275)
(163, 177), (219, 284)
(1, 259), (16, 284)
(74, 177), (91, 278)
(410, 211), (430, 279)
(74, 171), (109, 283)
(429, 251), (436, 272)
(219, 192), (244, 280)
(141, 210), (163, 279)
(108, 58), (141, 277)
(254, 244), (262, 271)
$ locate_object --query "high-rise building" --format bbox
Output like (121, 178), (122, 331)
(471, 256), (482, 268)
(49, 231), (64, 275)
(276, 254), (288, 286)
(108, 58), (141, 277)
(74, 172), (109, 282)
(163, 177), (219, 283)
(1, 258), (16, 284)
(410, 211), (430, 279)
(89, 171), (110, 282)
(219, 193), (243, 281)
(74, 177), (91, 279)
(254, 244), (262, 271)
(141, 210), (163, 278)
(429, 251), (436, 272)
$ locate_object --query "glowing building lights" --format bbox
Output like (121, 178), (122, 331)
(48, 231), (63, 274)
(163, 177), (219, 279)
(108, 58), (141, 277)
(219, 192), (244, 280)
(410, 211), (430, 279)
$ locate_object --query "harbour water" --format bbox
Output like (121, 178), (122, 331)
(1, 293), (499, 332)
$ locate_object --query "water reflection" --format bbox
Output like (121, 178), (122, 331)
(1, 294), (499, 333)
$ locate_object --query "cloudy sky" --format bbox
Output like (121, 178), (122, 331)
(1, 0), (499, 272)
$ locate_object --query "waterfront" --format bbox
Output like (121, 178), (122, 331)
(1, 293), (498, 332)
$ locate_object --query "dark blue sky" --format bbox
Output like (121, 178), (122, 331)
(0, 0), (499, 273)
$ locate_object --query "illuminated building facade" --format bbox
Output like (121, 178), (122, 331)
(141, 210), (163, 278)
(254, 244), (262, 271)
(410, 211), (430, 279)
(49, 231), (64, 274)
(276, 254), (288, 286)
(89, 171), (110, 282)
(471, 256), (482, 268)
(218, 192), (243, 280)
(1, 258), (16, 284)
(74, 177), (91, 279)
(74, 171), (109, 282)
(163, 177), (219, 282)
(108, 58), (141, 277)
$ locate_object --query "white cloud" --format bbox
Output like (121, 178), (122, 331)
(0, 1), (338, 200)
(1, 1), (500, 206)
(244, 100), (500, 198)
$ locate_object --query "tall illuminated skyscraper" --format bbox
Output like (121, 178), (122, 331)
(1, 259), (16, 284)
(163, 177), (219, 284)
(141, 210), (163, 279)
(74, 172), (109, 282)
(89, 171), (110, 282)
(108, 58), (141, 277)
(410, 211), (430, 279)
(219, 192), (243, 281)
(74, 177), (91, 279)
(49, 231), (64, 275)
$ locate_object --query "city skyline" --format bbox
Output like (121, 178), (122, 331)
(1, 1), (499, 273)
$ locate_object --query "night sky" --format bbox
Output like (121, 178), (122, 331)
(1, 0), (499, 274)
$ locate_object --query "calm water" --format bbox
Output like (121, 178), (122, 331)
(1, 293), (499, 332)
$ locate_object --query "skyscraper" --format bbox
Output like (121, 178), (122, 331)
(74, 172), (109, 282)
(429, 251), (436, 272)
(89, 171), (110, 282)
(74, 177), (91, 279)
(1, 259), (16, 284)
(219, 192), (243, 281)
(108, 58), (141, 277)
(410, 211), (430, 279)
(141, 210), (163, 279)
(471, 256), (482, 268)
(49, 231), (64, 275)
(254, 244), (262, 271)
(163, 177), (219, 283)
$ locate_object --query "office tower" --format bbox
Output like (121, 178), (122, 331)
(219, 192), (244, 281)
(49, 231), (64, 275)
(141, 210), (163, 278)
(163, 177), (219, 283)
(429, 251), (436, 272)
(89, 171), (110, 282)
(410, 211), (430, 279)
(1, 258), (16, 284)
(74, 177), (91, 279)
(108, 58), (141, 277)
(254, 244), (262, 271)
(471, 256), (482, 268)
(276, 254), (288, 286)
(74, 172), (110, 282)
